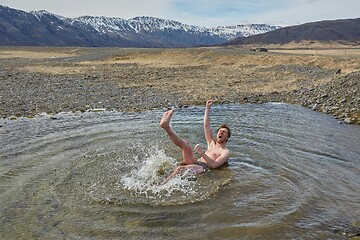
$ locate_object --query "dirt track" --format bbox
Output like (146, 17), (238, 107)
(0, 46), (359, 124)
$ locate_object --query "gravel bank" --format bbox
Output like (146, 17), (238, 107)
(0, 47), (359, 125)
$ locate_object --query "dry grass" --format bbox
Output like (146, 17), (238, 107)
(3, 46), (360, 98)
(2, 47), (359, 74)
(270, 49), (360, 56)
(88, 48), (360, 72)
(1, 46), (359, 121)
(0, 50), (76, 59)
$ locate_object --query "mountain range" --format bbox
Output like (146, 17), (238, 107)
(1, 5), (359, 48)
(0, 5), (280, 47)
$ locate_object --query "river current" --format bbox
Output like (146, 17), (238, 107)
(0, 103), (359, 239)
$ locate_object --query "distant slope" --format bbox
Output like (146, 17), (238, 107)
(0, 5), (280, 47)
(223, 18), (360, 46)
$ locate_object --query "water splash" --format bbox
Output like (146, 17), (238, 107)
(80, 142), (203, 206)
(121, 145), (198, 200)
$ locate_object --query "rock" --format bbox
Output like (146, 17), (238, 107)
(320, 94), (328, 98)
(344, 117), (355, 124)
(344, 221), (360, 239)
(91, 108), (106, 112)
(312, 103), (318, 110)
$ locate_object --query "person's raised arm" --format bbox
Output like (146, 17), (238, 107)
(204, 100), (214, 144)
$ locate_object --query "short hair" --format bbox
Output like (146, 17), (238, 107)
(217, 124), (231, 139)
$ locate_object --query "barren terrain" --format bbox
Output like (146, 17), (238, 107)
(0, 45), (359, 124)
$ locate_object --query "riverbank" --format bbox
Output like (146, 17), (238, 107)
(0, 46), (359, 124)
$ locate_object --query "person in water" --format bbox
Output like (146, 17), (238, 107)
(160, 100), (231, 184)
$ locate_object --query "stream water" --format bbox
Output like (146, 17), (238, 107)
(0, 103), (359, 239)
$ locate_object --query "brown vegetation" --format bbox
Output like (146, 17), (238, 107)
(0, 46), (359, 124)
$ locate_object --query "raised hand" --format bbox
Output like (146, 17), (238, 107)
(206, 99), (214, 107)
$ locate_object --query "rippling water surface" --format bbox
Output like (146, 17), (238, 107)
(1, 103), (359, 239)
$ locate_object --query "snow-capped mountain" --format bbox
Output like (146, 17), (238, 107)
(70, 15), (213, 37)
(210, 24), (282, 39)
(67, 15), (279, 41)
(32, 10), (67, 22)
(0, 5), (281, 47)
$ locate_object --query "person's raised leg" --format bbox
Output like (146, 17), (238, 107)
(160, 109), (184, 147)
(160, 109), (196, 164)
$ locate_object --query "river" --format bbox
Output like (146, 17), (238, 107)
(1, 103), (359, 239)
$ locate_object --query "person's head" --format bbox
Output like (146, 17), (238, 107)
(216, 124), (231, 143)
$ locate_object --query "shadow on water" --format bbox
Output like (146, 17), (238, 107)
(0, 103), (359, 239)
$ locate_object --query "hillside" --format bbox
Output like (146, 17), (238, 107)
(223, 18), (360, 46)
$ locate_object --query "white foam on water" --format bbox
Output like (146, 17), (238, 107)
(121, 146), (198, 199)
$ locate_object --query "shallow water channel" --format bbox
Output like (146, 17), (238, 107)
(1, 103), (359, 239)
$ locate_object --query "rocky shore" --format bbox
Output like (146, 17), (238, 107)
(0, 46), (359, 124)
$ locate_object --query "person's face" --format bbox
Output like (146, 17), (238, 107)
(217, 128), (229, 142)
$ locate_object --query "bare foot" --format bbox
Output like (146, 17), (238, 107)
(160, 109), (174, 129)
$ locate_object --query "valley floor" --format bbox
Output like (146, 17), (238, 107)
(0, 46), (359, 124)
